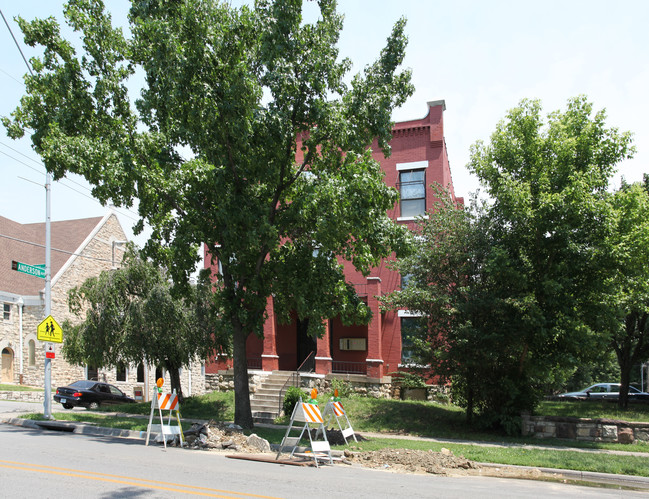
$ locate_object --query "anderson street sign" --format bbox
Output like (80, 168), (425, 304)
(12, 260), (46, 279)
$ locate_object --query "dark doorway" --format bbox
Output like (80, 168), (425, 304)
(296, 318), (316, 372)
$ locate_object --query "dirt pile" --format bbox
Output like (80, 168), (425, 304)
(342, 447), (478, 476)
(176, 423), (541, 479)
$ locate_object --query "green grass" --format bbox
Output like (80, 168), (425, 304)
(538, 400), (649, 422)
(22, 390), (649, 478)
(0, 384), (43, 392)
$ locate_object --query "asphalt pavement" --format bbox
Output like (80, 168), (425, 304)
(2, 399), (649, 491)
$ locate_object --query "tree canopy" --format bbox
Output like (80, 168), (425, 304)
(4, 0), (413, 427)
(64, 249), (228, 399)
(595, 180), (649, 407)
(384, 97), (635, 431)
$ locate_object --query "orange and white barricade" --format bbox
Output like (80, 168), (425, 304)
(276, 391), (332, 467)
(145, 379), (185, 448)
(321, 397), (357, 444)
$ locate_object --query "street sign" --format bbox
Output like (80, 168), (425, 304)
(37, 315), (63, 343)
(45, 343), (55, 359)
(12, 260), (46, 279)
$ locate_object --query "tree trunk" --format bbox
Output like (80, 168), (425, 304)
(167, 364), (184, 403)
(232, 321), (254, 429)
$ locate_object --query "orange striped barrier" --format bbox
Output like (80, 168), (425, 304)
(322, 398), (357, 444)
(157, 393), (178, 410)
(146, 379), (184, 449)
(276, 397), (332, 467)
(299, 402), (324, 423)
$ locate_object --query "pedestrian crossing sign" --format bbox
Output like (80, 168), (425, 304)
(37, 315), (63, 343)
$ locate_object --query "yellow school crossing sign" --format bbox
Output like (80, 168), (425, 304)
(37, 315), (63, 343)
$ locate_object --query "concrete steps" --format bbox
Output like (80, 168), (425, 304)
(250, 371), (296, 424)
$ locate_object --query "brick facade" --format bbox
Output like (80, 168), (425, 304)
(205, 100), (463, 391)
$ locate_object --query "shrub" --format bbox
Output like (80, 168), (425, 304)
(330, 378), (353, 398)
(393, 371), (427, 389)
(283, 386), (305, 416)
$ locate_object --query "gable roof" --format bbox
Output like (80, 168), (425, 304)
(0, 215), (104, 296)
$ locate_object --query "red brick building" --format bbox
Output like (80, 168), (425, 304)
(205, 100), (462, 384)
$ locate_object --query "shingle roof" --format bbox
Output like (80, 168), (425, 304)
(0, 215), (104, 296)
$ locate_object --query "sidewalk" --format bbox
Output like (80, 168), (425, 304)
(3, 413), (649, 490)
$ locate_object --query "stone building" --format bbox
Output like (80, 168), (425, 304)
(0, 210), (205, 402)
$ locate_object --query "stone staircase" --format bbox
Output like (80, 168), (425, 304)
(250, 371), (296, 424)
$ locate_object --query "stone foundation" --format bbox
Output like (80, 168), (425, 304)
(522, 414), (649, 444)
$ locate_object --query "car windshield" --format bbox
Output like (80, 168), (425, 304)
(69, 380), (95, 390)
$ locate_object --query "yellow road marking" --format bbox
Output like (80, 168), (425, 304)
(0, 459), (284, 499)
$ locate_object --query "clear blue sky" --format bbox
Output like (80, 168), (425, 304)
(1, 0), (647, 250)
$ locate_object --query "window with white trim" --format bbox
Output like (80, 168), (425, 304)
(399, 169), (426, 217)
(3, 303), (10, 321)
(400, 316), (424, 364)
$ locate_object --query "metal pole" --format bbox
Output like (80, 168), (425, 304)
(44, 172), (52, 419)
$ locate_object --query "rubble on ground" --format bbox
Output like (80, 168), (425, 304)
(162, 422), (545, 479)
(342, 447), (478, 476)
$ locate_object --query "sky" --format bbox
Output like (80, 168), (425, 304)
(1, 0), (648, 252)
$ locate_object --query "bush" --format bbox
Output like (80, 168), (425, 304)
(282, 386), (305, 416)
(393, 371), (427, 389)
(329, 378), (353, 398)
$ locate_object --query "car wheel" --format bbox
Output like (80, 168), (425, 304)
(87, 401), (100, 410)
(62, 403), (73, 409)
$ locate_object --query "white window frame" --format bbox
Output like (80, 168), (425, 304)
(397, 161), (428, 221)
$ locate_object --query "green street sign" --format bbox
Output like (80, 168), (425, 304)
(11, 260), (46, 279)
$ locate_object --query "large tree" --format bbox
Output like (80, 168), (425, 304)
(384, 97), (635, 432)
(64, 249), (228, 400)
(4, 0), (413, 427)
(597, 180), (649, 408)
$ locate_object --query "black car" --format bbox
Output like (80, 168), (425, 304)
(54, 380), (135, 409)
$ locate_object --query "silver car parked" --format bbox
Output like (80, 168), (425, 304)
(558, 383), (649, 401)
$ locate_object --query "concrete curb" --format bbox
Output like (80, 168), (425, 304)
(3, 416), (649, 489)
(478, 462), (649, 489)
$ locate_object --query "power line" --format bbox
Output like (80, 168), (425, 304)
(0, 232), (117, 264)
(0, 145), (141, 222)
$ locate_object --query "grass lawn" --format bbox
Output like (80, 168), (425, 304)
(24, 390), (649, 477)
(0, 384), (43, 392)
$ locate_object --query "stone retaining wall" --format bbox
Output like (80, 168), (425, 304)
(522, 414), (649, 444)
(0, 390), (44, 402)
(206, 370), (449, 401)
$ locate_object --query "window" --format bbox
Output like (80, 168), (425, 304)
(116, 363), (127, 382)
(400, 317), (425, 364)
(137, 363), (145, 383)
(3, 303), (10, 321)
(399, 169), (425, 217)
(28, 340), (35, 367)
(401, 274), (413, 289)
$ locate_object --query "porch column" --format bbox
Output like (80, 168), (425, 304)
(366, 277), (384, 380)
(315, 319), (332, 375)
(261, 296), (279, 371)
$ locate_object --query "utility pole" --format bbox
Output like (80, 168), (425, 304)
(43, 172), (52, 419)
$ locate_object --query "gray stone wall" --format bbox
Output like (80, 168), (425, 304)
(522, 413), (649, 444)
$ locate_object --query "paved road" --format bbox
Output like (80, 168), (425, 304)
(1, 422), (646, 498)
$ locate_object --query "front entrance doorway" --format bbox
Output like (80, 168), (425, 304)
(1, 347), (14, 383)
(296, 318), (316, 372)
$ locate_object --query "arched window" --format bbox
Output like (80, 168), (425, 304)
(137, 363), (145, 383)
(28, 340), (35, 367)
